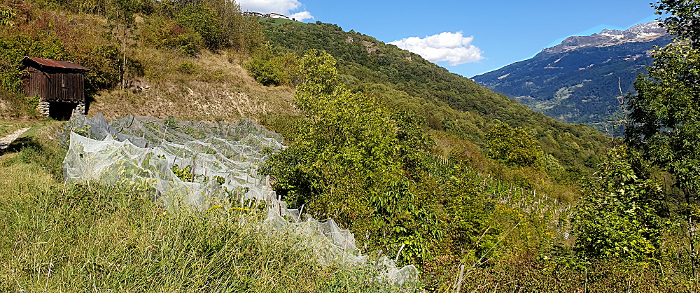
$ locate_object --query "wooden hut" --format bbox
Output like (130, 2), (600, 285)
(21, 56), (90, 119)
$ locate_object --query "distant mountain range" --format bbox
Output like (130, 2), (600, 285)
(472, 21), (671, 132)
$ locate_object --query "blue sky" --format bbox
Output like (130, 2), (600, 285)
(238, 0), (658, 78)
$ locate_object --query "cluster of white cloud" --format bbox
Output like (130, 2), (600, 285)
(237, 0), (314, 21)
(290, 11), (313, 22)
(390, 32), (484, 66)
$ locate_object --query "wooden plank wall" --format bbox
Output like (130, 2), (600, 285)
(25, 67), (84, 103)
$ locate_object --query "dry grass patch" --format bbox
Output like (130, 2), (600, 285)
(89, 50), (297, 122)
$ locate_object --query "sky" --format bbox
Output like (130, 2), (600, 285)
(237, 0), (659, 78)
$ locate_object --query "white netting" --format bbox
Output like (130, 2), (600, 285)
(60, 112), (282, 209)
(59, 112), (418, 285)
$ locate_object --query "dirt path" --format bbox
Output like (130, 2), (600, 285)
(0, 127), (30, 155)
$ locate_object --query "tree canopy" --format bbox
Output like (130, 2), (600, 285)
(621, 0), (700, 277)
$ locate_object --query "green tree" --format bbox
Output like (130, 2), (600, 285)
(574, 146), (664, 260)
(158, 0), (263, 53)
(624, 1), (700, 277)
(177, 4), (223, 50)
(264, 50), (405, 221)
(654, 0), (700, 46)
(486, 122), (544, 169)
(262, 50), (443, 264)
(626, 42), (700, 277)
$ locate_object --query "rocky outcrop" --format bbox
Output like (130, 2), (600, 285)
(544, 21), (666, 54)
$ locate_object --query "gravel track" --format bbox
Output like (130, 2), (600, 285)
(0, 127), (30, 155)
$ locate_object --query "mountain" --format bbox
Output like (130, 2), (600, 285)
(472, 21), (672, 132)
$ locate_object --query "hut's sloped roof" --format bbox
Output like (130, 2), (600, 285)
(22, 56), (90, 72)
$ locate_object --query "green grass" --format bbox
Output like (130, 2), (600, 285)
(0, 122), (25, 137)
(0, 124), (419, 292)
(259, 18), (301, 26)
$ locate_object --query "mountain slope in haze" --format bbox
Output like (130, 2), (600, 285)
(472, 21), (671, 132)
(261, 20), (608, 170)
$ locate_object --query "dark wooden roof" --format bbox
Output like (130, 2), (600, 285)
(22, 56), (89, 73)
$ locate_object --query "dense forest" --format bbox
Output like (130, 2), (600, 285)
(0, 0), (698, 291)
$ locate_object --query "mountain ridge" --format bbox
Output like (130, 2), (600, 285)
(544, 21), (666, 54)
(472, 21), (671, 132)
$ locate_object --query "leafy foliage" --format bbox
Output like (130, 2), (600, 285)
(0, 4), (15, 26)
(574, 146), (664, 260)
(157, 0), (263, 53)
(264, 50), (417, 226)
(176, 4), (223, 50)
(654, 0), (700, 46)
(486, 122), (544, 169)
(627, 42), (700, 186)
(141, 14), (204, 56)
(244, 44), (299, 86)
(260, 20), (608, 176)
(626, 40), (700, 276)
(263, 51), (498, 271)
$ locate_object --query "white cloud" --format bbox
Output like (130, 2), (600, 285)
(290, 11), (314, 21)
(238, 0), (313, 20)
(390, 32), (484, 66)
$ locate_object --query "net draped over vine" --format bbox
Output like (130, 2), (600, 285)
(59, 112), (418, 285)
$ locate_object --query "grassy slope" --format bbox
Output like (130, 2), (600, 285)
(88, 44), (297, 123)
(0, 5), (296, 123)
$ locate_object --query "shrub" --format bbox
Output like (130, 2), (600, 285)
(486, 122), (544, 170)
(141, 16), (204, 56)
(574, 146), (665, 260)
(244, 44), (299, 86)
(177, 4), (223, 51)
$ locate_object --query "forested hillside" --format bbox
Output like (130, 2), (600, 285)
(258, 20), (609, 172)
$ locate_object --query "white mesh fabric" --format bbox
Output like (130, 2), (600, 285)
(60, 111), (418, 285)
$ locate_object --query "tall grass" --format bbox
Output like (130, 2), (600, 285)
(0, 125), (418, 292)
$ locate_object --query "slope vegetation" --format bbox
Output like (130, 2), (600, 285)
(261, 20), (608, 171)
(6, 1), (688, 290)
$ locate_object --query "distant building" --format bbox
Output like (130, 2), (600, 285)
(21, 56), (89, 119)
(243, 11), (296, 21)
(268, 13), (290, 20)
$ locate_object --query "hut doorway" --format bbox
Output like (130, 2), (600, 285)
(48, 102), (78, 120)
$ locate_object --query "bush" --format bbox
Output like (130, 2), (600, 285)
(177, 4), (223, 51)
(574, 146), (665, 260)
(244, 44), (299, 86)
(141, 16), (204, 56)
(486, 122), (544, 170)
